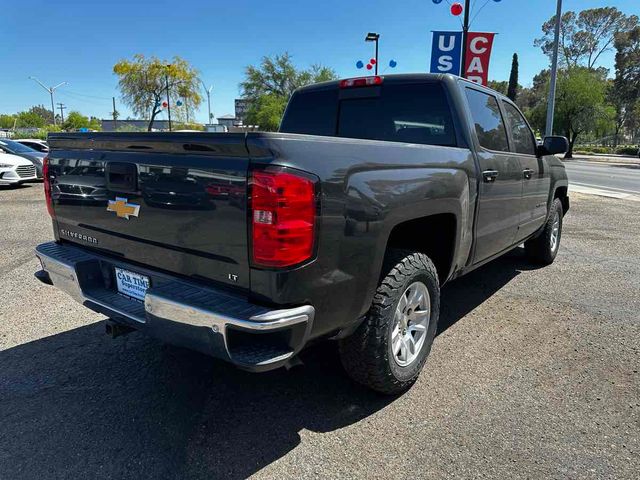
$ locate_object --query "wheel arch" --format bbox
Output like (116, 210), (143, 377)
(383, 212), (458, 284)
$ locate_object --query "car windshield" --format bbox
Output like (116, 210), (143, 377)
(0, 139), (39, 154)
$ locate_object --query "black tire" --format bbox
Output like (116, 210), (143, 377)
(339, 250), (440, 395)
(525, 197), (563, 265)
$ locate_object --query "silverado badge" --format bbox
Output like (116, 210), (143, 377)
(107, 197), (140, 219)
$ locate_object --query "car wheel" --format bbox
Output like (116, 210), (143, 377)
(339, 250), (440, 395)
(525, 197), (564, 265)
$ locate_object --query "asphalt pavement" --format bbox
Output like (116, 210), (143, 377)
(0, 184), (639, 479)
(564, 159), (640, 195)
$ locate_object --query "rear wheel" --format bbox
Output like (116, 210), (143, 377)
(525, 198), (563, 265)
(339, 250), (440, 395)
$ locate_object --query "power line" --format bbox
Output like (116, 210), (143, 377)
(62, 89), (112, 100)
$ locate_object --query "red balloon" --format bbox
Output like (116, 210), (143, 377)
(366, 63), (373, 70)
(451, 2), (463, 15)
(370, 58), (377, 65)
(162, 101), (168, 108)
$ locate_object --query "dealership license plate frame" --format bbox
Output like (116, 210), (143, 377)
(114, 267), (150, 302)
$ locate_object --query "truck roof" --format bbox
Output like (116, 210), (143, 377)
(295, 73), (507, 101)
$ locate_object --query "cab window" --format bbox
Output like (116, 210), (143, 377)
(503, 101), (536, 155)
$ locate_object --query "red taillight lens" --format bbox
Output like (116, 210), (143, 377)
(339, 75), (383, 88)
(42, 156), (54, 217)
(250, 169), (317, 268)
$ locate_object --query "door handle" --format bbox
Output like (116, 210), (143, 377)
(482, 170), (499, 183)
(523, 168), (534, 179)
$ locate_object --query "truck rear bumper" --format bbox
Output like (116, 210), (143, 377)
(35, 242), (314, 371)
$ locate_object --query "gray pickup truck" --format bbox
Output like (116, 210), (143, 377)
(35, 74), (569, 394)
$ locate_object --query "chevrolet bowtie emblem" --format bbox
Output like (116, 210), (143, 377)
(107, 197), (140, 219)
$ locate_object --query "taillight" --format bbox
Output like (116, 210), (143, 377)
(250, 168), (317, 268)
(42, 156), (54, 217)
(339, 76), (383, 88)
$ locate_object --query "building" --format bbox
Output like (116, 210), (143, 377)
(216, 115), (237, 129)
(101, 119), (172, 132)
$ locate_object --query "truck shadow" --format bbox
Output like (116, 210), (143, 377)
(438, 246), (541, 334)
(0, 247), (538, 479)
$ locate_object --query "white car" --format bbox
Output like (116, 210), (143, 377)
(0, 151), (38, 185)
(15, 139), (49, 153)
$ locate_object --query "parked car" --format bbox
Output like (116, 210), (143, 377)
(35, 74), (569, 394)
(15, 138), (49, 153)
(0, 151), (38, 185)
(0, 139), (45, 178)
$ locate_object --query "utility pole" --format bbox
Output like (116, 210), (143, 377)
(546, 0), (563, 137)
(460, 0), (471, 78)
(112, 97), (118, 130)
(165, 64), (172, 132)
(200, 80), (213, 125)
(56, 103), (66, 123)
(28, 77), (67, 126)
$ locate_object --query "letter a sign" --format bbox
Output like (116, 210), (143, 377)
(464, 32), (496, 85)
(429, 31), (495, 86)
(430, 31), (463, 75)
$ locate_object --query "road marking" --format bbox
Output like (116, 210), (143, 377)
(570, 183), (640, 201)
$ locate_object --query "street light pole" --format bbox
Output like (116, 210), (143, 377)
(200, 80), (213, 125)
(546, 0), (563, 137)
(365, 32), (380, 75)
(28, 77), (67, 126)
(165, 65), (172, 132)
(460, 0), (471, 78)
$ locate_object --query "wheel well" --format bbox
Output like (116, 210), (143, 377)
(554, 186), (569, 214)
(385, 214), (456, 283)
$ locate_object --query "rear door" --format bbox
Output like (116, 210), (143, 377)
(464, 87), (522, 264)
(48, 134), (251, 288)
(501, 100), (550, 240)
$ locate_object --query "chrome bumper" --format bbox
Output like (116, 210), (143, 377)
(35, 242), (314, 370)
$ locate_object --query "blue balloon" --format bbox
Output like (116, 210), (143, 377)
(432, 0), (443, 3)
(176, 100), (183, 106)
(356, 60), (364, 69)
(389, 60), (397, 68)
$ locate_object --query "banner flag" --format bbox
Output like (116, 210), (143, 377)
(429, 31), (463, 75)
(463, 32), (496, 86)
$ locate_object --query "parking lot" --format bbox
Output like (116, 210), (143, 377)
(1, 183), (638, 479)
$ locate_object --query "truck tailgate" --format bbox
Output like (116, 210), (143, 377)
(47, 133), (251, 289)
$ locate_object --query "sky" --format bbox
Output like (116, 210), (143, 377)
(1, 0), (638, 123)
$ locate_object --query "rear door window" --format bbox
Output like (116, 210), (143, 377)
(465, 88), (509, 152)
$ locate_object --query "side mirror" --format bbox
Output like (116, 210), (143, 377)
(538, 136), (568, 156)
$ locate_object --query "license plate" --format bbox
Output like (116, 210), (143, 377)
(115, 267), (150, 302)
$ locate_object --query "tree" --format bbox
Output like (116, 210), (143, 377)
(554, 68), (614, 158)
(244, 94), (289, 131)
(507, 53), (519, 101)
(62, 111), (90, 130)
(241, 53), (337, 131)
(612, 25), (640, 144)
(113, 54), (202, 131)
(535, 8), (638, 69)
(27, 105), (54, 125)
(487, 80), (508, 95)
(16, 110), (46, 128)
(0, 114), (16, 129)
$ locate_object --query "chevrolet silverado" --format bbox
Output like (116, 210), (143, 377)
(35, 74), (569, 394)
